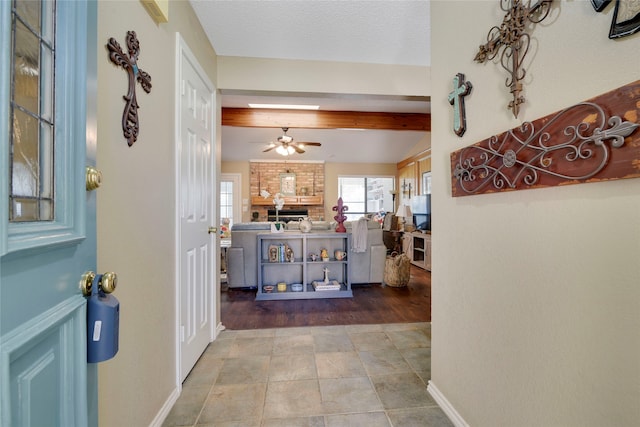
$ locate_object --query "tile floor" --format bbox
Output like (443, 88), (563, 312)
(163, 322), (453, 427)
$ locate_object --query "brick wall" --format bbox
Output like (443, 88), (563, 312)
(249, 162), (325, 221)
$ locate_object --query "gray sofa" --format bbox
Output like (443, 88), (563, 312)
(226, 220), (386, 288)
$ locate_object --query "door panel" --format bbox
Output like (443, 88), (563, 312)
(2, 297), (87, 427)
(177, 35), (216, 382)
(0, 1), (97, 425)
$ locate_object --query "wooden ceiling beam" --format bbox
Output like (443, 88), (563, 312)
(221, 108), (430, 131)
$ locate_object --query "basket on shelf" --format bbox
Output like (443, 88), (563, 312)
(384, 252), (410, 287)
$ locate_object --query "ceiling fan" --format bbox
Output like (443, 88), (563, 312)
(263, 127), (321, 155)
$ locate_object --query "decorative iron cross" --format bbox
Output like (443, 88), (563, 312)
(474, 0), (553, 118)
(448, 73), (473, 137)
(107, 31), (152, 146)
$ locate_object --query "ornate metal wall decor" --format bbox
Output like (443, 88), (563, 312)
(448, 73), (473, 137)
(475, 0), (554, 118)
(451, 80), (640, 197)
(107, 31), (152, 146)
(591, 0), (640, 39)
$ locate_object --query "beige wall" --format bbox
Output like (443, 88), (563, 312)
(218, 56), (430, 96)
(431, 1), (640, 426)
(96, 1), (217, 426)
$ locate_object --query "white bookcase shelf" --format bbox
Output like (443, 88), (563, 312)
(410, 232), (431, 271)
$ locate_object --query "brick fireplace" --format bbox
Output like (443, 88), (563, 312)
(250, 161), (325, 221)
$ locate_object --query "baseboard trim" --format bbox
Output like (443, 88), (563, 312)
(216, 322), (226, 337)
(149, 386), (180, 427)
(427, 380), (470, 427)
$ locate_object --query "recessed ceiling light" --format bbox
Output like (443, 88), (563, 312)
(248, 103), (320, 110)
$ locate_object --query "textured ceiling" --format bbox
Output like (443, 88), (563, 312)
(188, 0), (431, 163)
(190, 0), (430, 66)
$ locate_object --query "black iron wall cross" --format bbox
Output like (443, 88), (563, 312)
(107, 31), (152, 146)
(474, 0), (553, 118)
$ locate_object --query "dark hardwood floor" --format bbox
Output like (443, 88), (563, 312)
(220, 265), (431, 330)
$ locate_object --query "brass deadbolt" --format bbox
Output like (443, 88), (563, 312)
(79, 271), (96, 296)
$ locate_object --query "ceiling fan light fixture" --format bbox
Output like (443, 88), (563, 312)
(276, 145), (295, 156)
(260, 127), (321, 156)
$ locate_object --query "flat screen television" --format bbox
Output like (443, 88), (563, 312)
(411, 194), (431, 231)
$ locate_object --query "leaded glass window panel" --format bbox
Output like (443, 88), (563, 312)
(9, 0), (56, 222)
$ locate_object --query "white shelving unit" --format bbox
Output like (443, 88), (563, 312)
(410, 232), (431, 271)
(256, 232), (352, 300)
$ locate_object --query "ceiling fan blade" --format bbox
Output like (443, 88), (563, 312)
(293, 145), (305, 154)
(263, 145), (276, 152)
(297, 141), (321, 147)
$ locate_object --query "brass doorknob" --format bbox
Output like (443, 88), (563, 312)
(101, 272), (118, 294)
(208, 226), (217, 234)
(80, 271), (118, 296)
(86, 166), (103, 191)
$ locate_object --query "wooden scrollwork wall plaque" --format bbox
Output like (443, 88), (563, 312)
(451, 80), (640, 197)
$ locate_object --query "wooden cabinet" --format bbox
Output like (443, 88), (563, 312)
(408, 232), (431, 271)
(256, 232), (352, 300)
(251, 195), (323, 206)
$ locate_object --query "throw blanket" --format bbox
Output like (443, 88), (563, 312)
(351, 217), (368, 253)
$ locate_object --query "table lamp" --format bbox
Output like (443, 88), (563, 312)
(395, 204), (412, 231)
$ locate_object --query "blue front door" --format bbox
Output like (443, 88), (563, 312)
(0, 1), (98, 425)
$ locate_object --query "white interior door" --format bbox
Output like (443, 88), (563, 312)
(176, 35), (217, 382)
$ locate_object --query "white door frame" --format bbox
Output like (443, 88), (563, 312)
(173, 33), (218, 388)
